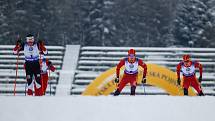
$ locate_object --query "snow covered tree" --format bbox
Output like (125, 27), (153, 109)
(1, 0), (214, 47)
(0, 0), (51, 44)
(81, 0), (112, 46)
(0, 0), (10, 44)
(112, 0), (177, 47)
(173, 0), (212, 47)
(201, 0), (215, 47)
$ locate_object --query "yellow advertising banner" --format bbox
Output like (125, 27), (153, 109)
(82, 63), (196, 96)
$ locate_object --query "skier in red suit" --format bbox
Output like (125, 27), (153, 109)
(38, 55), (56, 95)
(24, 56), (55, 95)
(177, 54), (204, 96)
(114, 49), (147, 96)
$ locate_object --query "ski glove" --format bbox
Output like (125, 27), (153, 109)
(16, 38), (22, 45)
(115, 78), (119, 83)
(199, 76), (202, 83)
(48, 61), (52, 66)
(142, 77), (146, 84)
(177, 78), (181, 85)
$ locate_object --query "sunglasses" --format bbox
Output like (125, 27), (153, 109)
(128, 54), (135, 58)
(184, 60), (190, 63)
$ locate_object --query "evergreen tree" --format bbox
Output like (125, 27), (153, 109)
(0, 0), (214, 47)
(0, 0), (10, 44)
(173, 0), (211, 47)
(81, 0), (105, 46)
(201, 0), (215, 47)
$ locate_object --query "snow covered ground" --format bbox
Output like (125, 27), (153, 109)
(0, 95), (215, 121)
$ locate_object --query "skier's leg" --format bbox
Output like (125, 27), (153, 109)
(183, 77), (190, 96)
(25, 62), (34, 96)
(34, 73), (42, 96)
(191, 78), (204, 96)
(114, 74), (129, 96)
(183, 88), (188, 95)
(130, 86), (136, 95)
(113, 89), (120, 96)
(42, 73), (49, 95)
(34, 82), (40, 95)
(26, 74), (34, 95)
(34, 61), (42, 96)
(129, 74), (137, 96)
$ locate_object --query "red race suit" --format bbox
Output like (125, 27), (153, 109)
(116, 57), (147, 92)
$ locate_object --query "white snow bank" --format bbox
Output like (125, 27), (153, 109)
(0, 95), (214, 121)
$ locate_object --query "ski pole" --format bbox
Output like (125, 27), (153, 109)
(14, 52), (20, 96)
(49, 69), (51, 96)
(50, 81), (52, 96)
(142, 83), (146, 95)
(25, 81), (27, 96)
(177, 85), (182, 96)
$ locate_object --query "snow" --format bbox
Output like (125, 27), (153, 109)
(72, 85), (167, 95)
(0, 96), (215, 121)
(0, 50), (64, 55)
(78, 60), (215, 66)
(80, 56), (214, 62)
(75, 73), (100, 78)
(82, 46), (215, 51)
(80, 51), (215, 57)
(78, 65), (110, 70)
(0, 59), (62, 64)
(15, 10), (27, 14)
(56, 45), (80, 96)
(0, 45), (65, 50)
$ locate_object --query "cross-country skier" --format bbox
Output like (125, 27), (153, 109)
(114, 49), (147, 96)
(39, 54), (56, 95)
(176, 54), (204, 96)
(13, 34), (47, 96)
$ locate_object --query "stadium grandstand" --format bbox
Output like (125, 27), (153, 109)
(0, 45), (215, 96)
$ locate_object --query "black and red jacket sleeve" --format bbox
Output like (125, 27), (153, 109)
(116, 58), (125, 78)
(13, 42), (24, 54)
(176, 62), (182, 79)
(138, 58), (147, 78)
(37, 43), (48, 55)
(194, 61), (202, 77)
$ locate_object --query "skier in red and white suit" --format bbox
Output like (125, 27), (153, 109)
(13, 34), (47, 96)
(114, 49), (147, 96)
(38, 55), (56, 95)
(177, 54), (204, 96)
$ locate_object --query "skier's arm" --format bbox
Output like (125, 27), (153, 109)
(13, 42), (24, 54)
(176, 63), (182, 79)
(138, 59), (147, 78)
(116, 59), (125, 78)
(194, 61), (203, 83)
(195, 61), (202, 77)
(37, 41), (48, 55)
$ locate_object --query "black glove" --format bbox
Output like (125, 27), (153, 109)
(142, 77), (146, 84)
(48, 61), (52, 66)
(115, 78), (119, 83)
(199, 76), (202, 83)
(177, 78), (181, 85)
(16, 38), (22, 45)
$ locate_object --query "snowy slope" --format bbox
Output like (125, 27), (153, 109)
(0, 96), (215, 121)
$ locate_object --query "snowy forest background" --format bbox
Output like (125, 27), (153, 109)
(1, 0), (215, 47)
